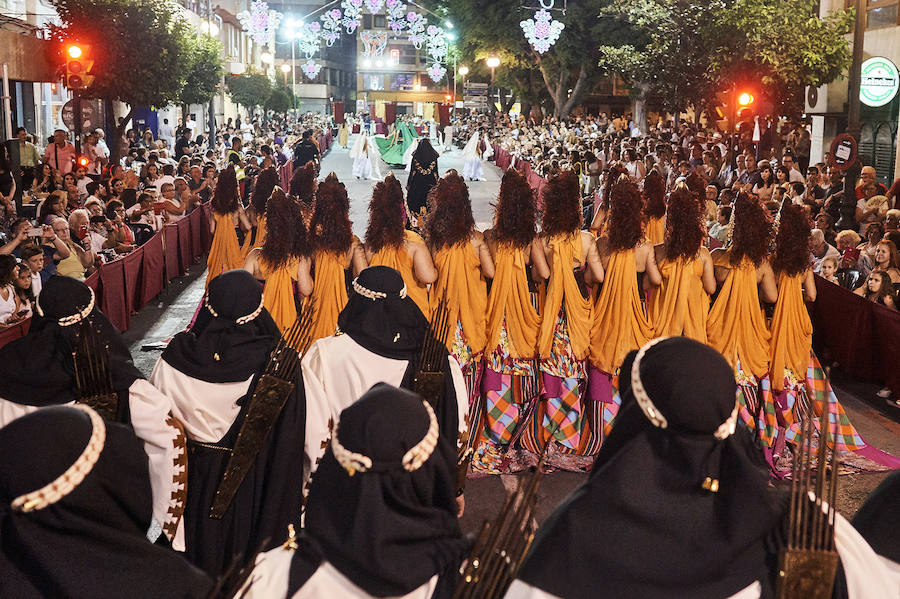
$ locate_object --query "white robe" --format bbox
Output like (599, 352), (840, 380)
(240, 545), (438, 599)
(443, 125), (453, 150)
(300, 334), (468, 490)
(404, 138), (420, 172)
(462, 133), (492, 181)
(349, 133), (382, 181)
(0, 379), (186, 549)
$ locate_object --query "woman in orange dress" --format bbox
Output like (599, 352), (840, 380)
(364, 173), (435, 320)
(240, 166), (279, 259)
(425, 170), (494, 394)
(588, 176), (660, 428)
(765, 203), (899, 473)
(648, 183), (716, 341)
(642, 170), (666, 246)
(243, 188), (313, 332)
(307, 173), (367, 343)
(206, 165), (249, 288)
(289, 161), (317, 222)
(707, 192), (777, 429)
(521, 170), (604, 468)
(471, 169), (549, 473)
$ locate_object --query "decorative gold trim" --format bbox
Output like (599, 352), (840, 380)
(351, 277), (387, 300)
(11, 404), (106, 512)
(35, 288), (96, 327)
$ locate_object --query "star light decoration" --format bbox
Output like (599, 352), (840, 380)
(521, 3), (564, 54)
(237, 0), (283, 46)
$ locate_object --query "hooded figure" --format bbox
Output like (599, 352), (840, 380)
(462, 131), (493, 182)
(350, 130), (382, 181)
(0, 275), (186, 547)
(301, 266), (469, 496)
(150, 269), (306, 577)
(511, 337), (786, 599)
(239, 384), (469, 599)
(0, 405), (212, 598)
(406, 138), (440, 221)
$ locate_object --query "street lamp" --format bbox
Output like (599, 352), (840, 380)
(458, 66), (469, 116)
(281, 62), (291, 86)
(486, 56), (500, 113)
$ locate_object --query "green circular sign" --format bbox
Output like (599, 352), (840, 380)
(860, 57), (899, 108)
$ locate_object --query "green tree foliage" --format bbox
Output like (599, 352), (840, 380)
(446, 0), (634, 118)
(49, 0), (203, 159)
(179, 34), (223, 108)
(225, 72), (272, 114)
(265, 88), (292, 115)
(599, 0), (853, 121)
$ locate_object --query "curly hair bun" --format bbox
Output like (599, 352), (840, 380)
(541, 169), (581, 236)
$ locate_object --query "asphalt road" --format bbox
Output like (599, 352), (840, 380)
(123, 134), (900, 533)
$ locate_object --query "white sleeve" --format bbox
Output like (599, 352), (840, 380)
(504, 580), (563, 599)
(127, 378), (187, 550)
(238, 546), (293, 599)
(834, 511), (900, 599)
(447, 356), (470, 451)
(300, 341), (335, 496)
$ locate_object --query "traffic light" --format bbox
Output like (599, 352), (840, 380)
(714, 90), (732, 133)
(76, 155), (90, 169)
(65, 43), (94, 90)
(735, 91), (756, 134)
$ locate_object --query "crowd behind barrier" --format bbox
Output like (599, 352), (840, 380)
(0, 130), (333, 348)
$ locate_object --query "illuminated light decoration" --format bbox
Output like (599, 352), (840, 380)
(426, 63), (446, 82)
(406, 11), (426, 49)
(297, 22), (322, 59)
(320, 8), (343, 46)
(365, 0), (384, 12)
(341, 0), (363, 33)
(238, 0), (283, 46)
(385, 0), (407, 32)
(520, 3), (564, 54)
(302, 59), (323, 79)
(425, 25), (448, 63)
(361, 30), (389, 58)
(77, 155), (90, 168)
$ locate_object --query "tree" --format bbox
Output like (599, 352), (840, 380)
(225, 72), (272, 116)
(446, 0), (634, 118)
(49, 0), (199, 161)
(178, 34), (222, 111)
(265, 88), (292, 115)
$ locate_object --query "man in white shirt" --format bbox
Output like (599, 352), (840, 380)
(782, 152), (804, 183)
(43, 129), (77, 175)
(810, 228), (840, 273)
(158, 118), (176, 150)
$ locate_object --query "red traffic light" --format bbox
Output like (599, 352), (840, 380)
(737, 92), (754, 106)
(67, 44), (83, 59)
(77, 155), (90, 168)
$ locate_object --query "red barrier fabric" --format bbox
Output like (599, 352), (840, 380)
(278, 160), (293, 190)
(190, 208), (203, 264)
(200, 204), (213, 253)
(84, 269), (100, 294)
(333, 101), (345, 124)
(177, 219), (192, 275)
(0, 318), (31, 348)
(140, 232), (165, 307)
(123, 248), (143, 313)
(100, 258), (128, 331)
(352, 124), (361, 134)
(164, 224), (179, 281)
(384, 103), (397, 126)
(376, 123), (387, 135)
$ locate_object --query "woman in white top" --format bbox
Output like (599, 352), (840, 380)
(0, 255), (23, 325)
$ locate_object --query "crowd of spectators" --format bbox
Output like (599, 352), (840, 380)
(0, 112), (331, 327)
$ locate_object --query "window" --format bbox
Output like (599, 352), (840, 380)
(866, 0), (900, 28)
(373, 15), (386, 28)
(390, 74), (414, 91)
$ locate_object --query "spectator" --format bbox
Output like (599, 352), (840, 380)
(159, 182), (186, 221)
(159, 118), (175, 149)
(751, 164), (775, 201)
(20, 244), (46, 295)
(15, 127), (41, 191)
(869, 239), (900, 284)
(0, 148), (17, 238)
(43, 129), (77, 175)
(56, 211), (94, 280)
(781, 152), (804, 183)
(174, 128), (192, 160)
(815, 213), (837, 246)
(855, 165), (887, 200)
(0, 254), (25, 325)
(83, 130), (108, 176)
(708, 204), (731, 243)
(856, 179), (888, 235)
(835, 229), (862, 270)
(820, 256), (839, 284)
(37, 191), (66, 225)
(105, 199), (135, 253)
(809, 228), (840, 274)
(31, 163), (56, 194)
(12, 262), (34, 318)
(854, 270), (897, 311)
(292, 129), (320, 170)
(885, 209), (900, 234)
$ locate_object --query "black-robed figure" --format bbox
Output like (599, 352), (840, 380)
(406, 138), (440, 223)
(151, 269), (306, 578)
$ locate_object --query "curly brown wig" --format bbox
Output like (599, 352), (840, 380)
(607, 177), (645, 252)
(665, 185), (705, 261)
(251, 166), (279, 215)
(600, 164), (627, 210)
(310, 172), (353, 254)
(643, 170), (667, 219)
(540, 169), (582, 237)
(261, 187), (311, 268)
(685, 170), (707, 199)
(772, 203), (811, 277)
(730, 192), (773, 267)
(364, 173), (406, 253)
(424, 172), (474, 251)
(289, 161), (317, 204)
(492, 169), (537, 249)
(211, 165), (239, 215)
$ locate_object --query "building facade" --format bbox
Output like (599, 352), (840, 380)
(807, 0), (900, 184)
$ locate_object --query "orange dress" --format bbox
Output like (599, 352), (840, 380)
(537, 234), (592, 361)
(588, 249), (653, 374)
(645, 216), (665, 246)
(484, 244), (541, 360)
(430, 241), (488, 361)
(706, 258), (770, 379)
(240, 214), (266, 260)
(649, 254), (709, 342)
(206, 212), (243, 288)
(768, 272), (812, 391)
(259, 256), (300, 332)
(308, 250), (349, 343)
(369, 230), (431, 320)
